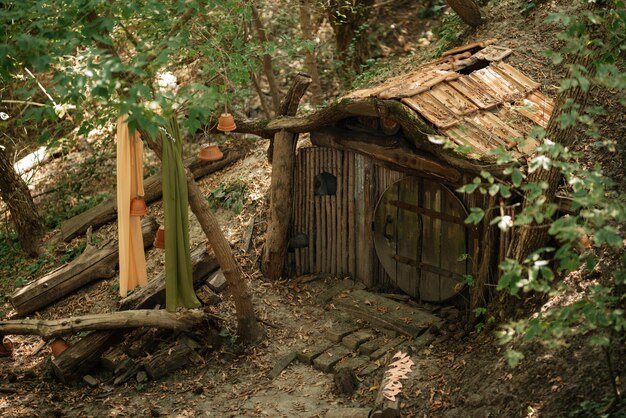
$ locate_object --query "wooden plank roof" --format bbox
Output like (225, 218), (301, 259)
(344, 41), (553, 161)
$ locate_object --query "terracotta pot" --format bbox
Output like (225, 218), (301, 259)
(50, 338), (69, 358)
(381, 118), (400, 135)
(153, 225), (165, 249)
(197, 144), (224, 162)
(0, 338), (13, 357)
(130, 196), (148, 216)
(217, 113), (236, 132)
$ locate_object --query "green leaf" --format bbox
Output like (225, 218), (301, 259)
(465, 207), (484, 225)
(504, 350), (524, 368)
(594, 226), (622, 247)
(511, 168), (523, 187)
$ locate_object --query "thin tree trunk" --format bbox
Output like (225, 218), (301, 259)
(0, 146), (44, 256)
(327, 0), (375, 75)
(446, 0), (483, 27)
(185, 171), (264, 343)
(299, 0), (323, 104)
(510, 54), (593, 262)
(251, 5), (281, 115)
(262, 74), (312, 279)
(250, 71), (273, 119)
(141, 131), (264, 344)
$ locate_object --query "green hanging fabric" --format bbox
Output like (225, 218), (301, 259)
(161, 117), (201, 311)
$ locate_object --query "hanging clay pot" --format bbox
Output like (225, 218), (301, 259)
(0, 337), (13, 357)
(130, 196), (148, 216)
(153, 225), (165, 249)
(50, 338), (69, 358)
(217, 113), (236, 132)
(197, 144), (224, 162)
(381, 118), (400, 136)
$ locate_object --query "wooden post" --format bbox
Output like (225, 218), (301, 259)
(262, 74), (312, 279)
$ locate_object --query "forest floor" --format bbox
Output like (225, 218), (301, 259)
(1, 0), (625, 417)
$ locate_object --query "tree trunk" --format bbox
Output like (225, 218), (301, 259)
(138, 129), (263, 344)
(446, 0), (483, 27)
(327, 0), (375, 75)
(299, 0), (323, 104)
(262, 74), (312, 279)
(251, 5), (281, 115)
(510, 54), (593, 262)
(185, 171), (264, 343)
(0, 145), (45, 256)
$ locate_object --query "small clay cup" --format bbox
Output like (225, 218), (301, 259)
(0, 338), (13, 357)
(153, 225), (165, 249)
(217, 113), (236, 132)
(130, 196), (148, 217)
(50, 338), (69, 358)
(197, 145), (224, 162)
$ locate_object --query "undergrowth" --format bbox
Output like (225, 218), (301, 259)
(206, 179), (249, 214)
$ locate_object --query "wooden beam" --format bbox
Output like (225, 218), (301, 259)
(388, 200), (466, 225)
(311, 128), (462, 184)
(0, 309), (206, 339)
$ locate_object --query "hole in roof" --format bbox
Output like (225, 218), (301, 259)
(456, 59), (490, 75)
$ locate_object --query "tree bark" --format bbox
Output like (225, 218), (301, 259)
(446, 0), (483, 27)
(0, 145), (45, 256)
(51, 330), (120, 383)
(510, 54), (593, 262)
(10, 216), (158, 317)
(185, 171), (264, 343)
(327, 0), (375, 75)
(0, 309), (206, 339)
(299, 0), (323, 104)
(251, 5), (281, 114)
(262, 74), (311, 279)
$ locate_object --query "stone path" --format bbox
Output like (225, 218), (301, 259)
(291, 280), (443, 379)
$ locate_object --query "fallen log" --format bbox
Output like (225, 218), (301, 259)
(119, 244), (219, 310)
(10, 217), (158, 317)
(51, 330), (121, 383)
(144, 341), (194, 380)
(0, 309), (206, 339)
(56, 149), (244, 243)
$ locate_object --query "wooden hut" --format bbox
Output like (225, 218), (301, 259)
(280, 40), (554, 303)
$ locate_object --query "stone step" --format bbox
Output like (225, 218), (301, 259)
(358, 336), (389, 356)
(326, 321), (361, 343)
(297, 339), (334, 364)
(313, 345), (352, 373)
(341, 329), (375, 350)
(369, 336), (405, 361)
(335, 355), (370, 374)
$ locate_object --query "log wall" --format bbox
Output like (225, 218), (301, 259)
(291, 147), (408, 287)
(291, 146), (502, 299)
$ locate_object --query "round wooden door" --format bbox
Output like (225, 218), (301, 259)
(373, 176), (468, 302)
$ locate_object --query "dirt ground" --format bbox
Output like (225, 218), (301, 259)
(1, 0), (625, 417)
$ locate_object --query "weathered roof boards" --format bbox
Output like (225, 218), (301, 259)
(293, 41), (552, 302)
(345, 39), (553, 161)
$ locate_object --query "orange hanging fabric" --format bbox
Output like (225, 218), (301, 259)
(117, 116), (148, 297)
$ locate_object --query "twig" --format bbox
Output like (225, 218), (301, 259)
(24, 68), (58, 107)
(0, 387), (19, 394)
